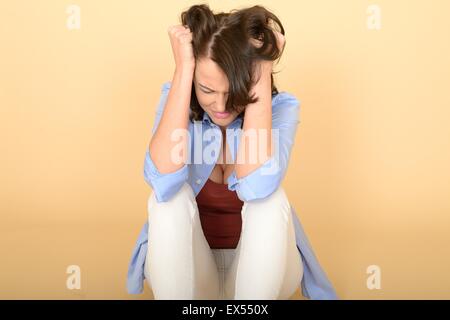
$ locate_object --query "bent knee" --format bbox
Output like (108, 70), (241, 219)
(147, 182), (197, 221)
(242, 186), (291, 222)
(148, 182), (195, 206)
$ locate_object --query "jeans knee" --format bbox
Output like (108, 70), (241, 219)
(242, 186), (291, 223)
(147, 182), (197, 222)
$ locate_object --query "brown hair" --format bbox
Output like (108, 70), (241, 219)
(180, 4), (286, 122)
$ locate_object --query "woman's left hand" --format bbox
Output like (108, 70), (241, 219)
(250, 29), (286, 53)
(251, 29), (286, 74)
(272, 29), (286, 53)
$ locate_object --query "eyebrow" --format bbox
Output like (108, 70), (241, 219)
(198, 83), (228, 94)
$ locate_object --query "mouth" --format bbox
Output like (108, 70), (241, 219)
(213, 111), (231, 119)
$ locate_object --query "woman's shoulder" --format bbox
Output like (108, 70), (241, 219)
(272, 91), (301, 110)
(271, 91), (301, 125)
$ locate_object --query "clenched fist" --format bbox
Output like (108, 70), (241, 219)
(167, 25), (195, 71)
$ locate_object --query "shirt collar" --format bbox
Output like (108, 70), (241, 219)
(202, 111), (212, 125)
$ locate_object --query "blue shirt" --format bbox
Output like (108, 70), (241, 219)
(127, 81), (339, 300)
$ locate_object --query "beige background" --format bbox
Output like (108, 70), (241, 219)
(1, 0), (449, 299)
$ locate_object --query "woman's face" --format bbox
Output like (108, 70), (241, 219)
(193, 57), (240, 130)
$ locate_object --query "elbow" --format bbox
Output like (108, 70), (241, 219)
(235, 176), (282, 202)
(228, 157), (283, 202)
(143, 150), (189, 203)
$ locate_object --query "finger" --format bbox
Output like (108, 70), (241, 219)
(274, 31), (285, 50)
(175, 27), (191, 37)
(174, 28), (188, 37)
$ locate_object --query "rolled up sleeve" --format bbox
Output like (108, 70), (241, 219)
(143, 81), (189, 202)
(227, 92), (300, 202)
(143, 149), (189, 202)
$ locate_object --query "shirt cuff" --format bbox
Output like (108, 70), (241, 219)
(227, 155), (282, 202)
(143, 150), (189, 202)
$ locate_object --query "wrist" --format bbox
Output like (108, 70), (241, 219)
(174, 65), (195, 81)
(175, 63), (195, 74)
(260, 60), (273, 74)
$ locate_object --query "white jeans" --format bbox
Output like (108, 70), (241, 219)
(144, 182), (303, 300)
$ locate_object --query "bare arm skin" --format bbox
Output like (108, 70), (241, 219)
(235, 31), (286, 179)
(149, 66), (194, 174)
(149, 25), (195, 174)
(235, 61), (273, 179)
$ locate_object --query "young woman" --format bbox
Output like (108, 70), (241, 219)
(127, 4), (338, 300)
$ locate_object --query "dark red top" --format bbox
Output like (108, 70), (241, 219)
(195, 178), (244, 249)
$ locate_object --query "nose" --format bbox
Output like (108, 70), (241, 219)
(214, 94), (228, 112)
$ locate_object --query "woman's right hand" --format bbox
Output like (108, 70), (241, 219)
(167, 25), (195, 71)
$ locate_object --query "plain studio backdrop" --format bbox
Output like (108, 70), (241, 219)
(0, 0), (449, 299)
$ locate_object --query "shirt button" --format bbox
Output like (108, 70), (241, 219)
(196, 179), (202, 185)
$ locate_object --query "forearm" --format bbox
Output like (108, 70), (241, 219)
(149, 66), (194, 174)
(235, 62), (273, 179)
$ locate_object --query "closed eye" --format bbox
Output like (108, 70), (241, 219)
(199, 86), (228, 95)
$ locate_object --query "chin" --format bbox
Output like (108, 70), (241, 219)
(214, 116), (235, 126)
(212, 119), (229, 126)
